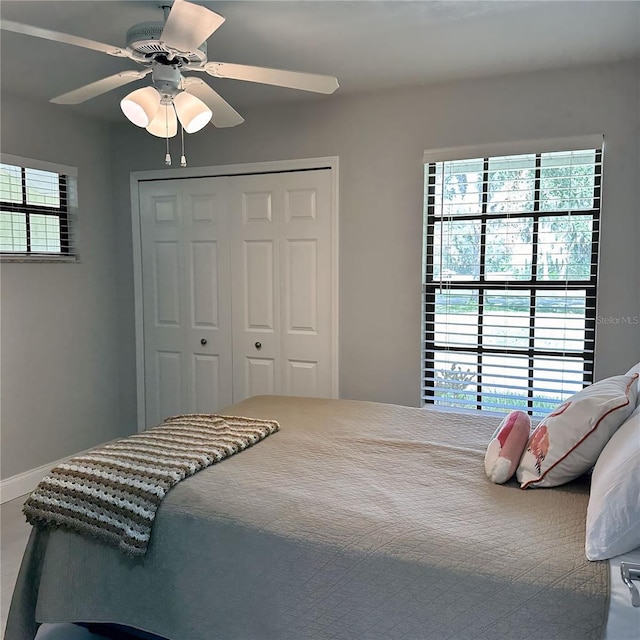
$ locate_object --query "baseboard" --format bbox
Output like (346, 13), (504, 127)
(0, 451), (87, 503)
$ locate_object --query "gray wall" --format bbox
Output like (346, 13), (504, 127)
(112, 59), (640, 426)
(2, 58), (639, 478)
(0, 95), (128, 479)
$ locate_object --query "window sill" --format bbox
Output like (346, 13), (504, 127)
(0, 253), (78, 263)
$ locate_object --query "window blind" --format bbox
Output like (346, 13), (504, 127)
(0, 157), (77, 257)
(422, 145), (601, 417)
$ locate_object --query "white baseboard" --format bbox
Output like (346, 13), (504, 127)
(0, 451), (88, 503)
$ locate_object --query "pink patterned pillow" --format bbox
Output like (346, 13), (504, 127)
(517, 374), (639, 489)
(484, 410), (531, 484)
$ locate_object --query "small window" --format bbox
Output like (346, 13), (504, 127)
(0, 158), (76, 259)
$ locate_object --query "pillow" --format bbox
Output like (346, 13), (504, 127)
(516, 373), (639, 489)
(585, 405), (640, 560)
(625, 362), (640, 407)
(484, 410), (531, 484)
(626, 362), (640, 377)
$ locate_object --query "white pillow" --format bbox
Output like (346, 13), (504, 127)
(625, 362), (640, 407)
(586, 405), (640, 560)
(516, 373), (638, 489)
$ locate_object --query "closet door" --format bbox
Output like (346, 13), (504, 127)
(229, 169), (334, 402)
(139, 177), (232, 427)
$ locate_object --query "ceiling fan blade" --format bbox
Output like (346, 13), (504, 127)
(204, 62), (339, 94)
(51, 69), (151, 105)
(0, 19), (126, 56)
(160, 0), (225, 53)
(183, 77), (244, 128)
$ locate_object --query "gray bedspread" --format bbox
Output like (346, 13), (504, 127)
(5, 396), (608, 640)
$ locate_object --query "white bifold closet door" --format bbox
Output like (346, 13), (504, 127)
(139, 177), (233, 428)
(138, 168), (335, 427)
(229, 169), (333, 402)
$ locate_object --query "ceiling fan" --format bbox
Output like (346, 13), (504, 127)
(1, 0), (339, 139)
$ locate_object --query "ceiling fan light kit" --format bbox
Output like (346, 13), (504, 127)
(120, 86), (161, 127)
(146, 103), (178, 138)
(120, 63), (212, 133)
(1, 0), (339, 166)
(172, 91), (212, 134)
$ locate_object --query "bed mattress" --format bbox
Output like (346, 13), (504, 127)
(6, 396), (608, 640)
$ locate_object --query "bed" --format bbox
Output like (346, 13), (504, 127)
(5, 395), (615, 640)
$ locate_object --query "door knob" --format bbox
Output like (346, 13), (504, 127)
(200, 338), (208, 346)
(255, 342), (262, 350)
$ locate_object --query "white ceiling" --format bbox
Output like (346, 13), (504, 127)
(1, 0), (639, 124)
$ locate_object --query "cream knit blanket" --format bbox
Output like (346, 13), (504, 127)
(23, 414), (279, 556)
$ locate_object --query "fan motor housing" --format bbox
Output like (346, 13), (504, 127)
(125, 22), (207, 65)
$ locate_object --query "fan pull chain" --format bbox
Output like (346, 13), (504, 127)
(180, 122), (187, 168)
(164, 104), (171, 165)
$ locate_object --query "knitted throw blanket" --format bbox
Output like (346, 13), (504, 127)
(23, 414), (279, 556)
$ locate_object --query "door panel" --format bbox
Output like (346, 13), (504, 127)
(140, 178), (232, 427)
(190, 193), (220, 222)
(190, 241), (219, 328)
(280, 170), (333, 398)
(285, 239), (318, 334)
(242, 191), (273, 222)
(140, 185), (184, 426)
(157, 351), (183, 421)
(285, 187), (317, 222)
(181, 179), (233, 417)
(244, 240), (276, 331)
(245, 357), (276, 396)
(230, 176), (282, 402)
(154, 241), (181, 326)
(286, 359), (319, 397)
(192, 354), (220, 413)
(153, 197), (179, 223)
(230, 169), (333, 402)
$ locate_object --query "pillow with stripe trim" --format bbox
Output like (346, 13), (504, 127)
(516, 373), (639, 489)
(625, 362), (640, 407)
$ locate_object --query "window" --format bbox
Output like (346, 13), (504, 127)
(422, 137), (602, 417)
(0, 156), (77, 259)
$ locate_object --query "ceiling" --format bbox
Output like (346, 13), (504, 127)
(1, 1), (639, 124)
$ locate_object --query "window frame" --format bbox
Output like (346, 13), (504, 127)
(0, 154), (78, 262)
(422, 135), (603, 416)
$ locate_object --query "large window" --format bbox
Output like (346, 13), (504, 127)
(0, 157), (76, 258)
(422, 138), (602, 417)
